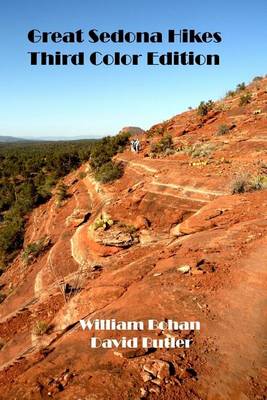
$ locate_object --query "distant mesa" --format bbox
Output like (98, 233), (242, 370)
(119, 127), (145, 136)
(0, 135), (98, 143)
(0, 135), (30, 143)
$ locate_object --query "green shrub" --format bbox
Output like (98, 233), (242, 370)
(231, 174), (267, 194)
(22, 237), (50, 265)
(93, 214), (114, 231)
(216, 124), (230, 136)
(155, 127), (165, 135)
(197, 100), (214, 116)
(146, 129), (154, 138)
(217, 103), (230, 112)
(89, 132), (129, 184)
(150, 134), (173, 156)
(90, 132), (130, 171)
(146, 127), (165, 138)
(36, 184), (52, 204)
(230, 174), (250, 194)
(185, 143), (215, 158)
(126, 225), (137, 235)
(249, 175), (267, 191)
(236, 82), (246, 91)
(56, 182), (68, 203)
(95, 161), (123, 183)
(165, 148), (175, 156)
(33, 320), (49, 336)
(253, 76), (263, 82)
(225, 82), (246, 98)
(90, 144), (114, 171)
(159, 134), (173, 150)
(225, 90), (235, 98)
(78, 171), (87, 179)
(239, 93), (252, 106)
(0, 209), (24, 266)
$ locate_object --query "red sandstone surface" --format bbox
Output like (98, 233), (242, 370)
(0, 78), (266, 399)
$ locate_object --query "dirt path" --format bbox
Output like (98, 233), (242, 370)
(151, 180), (227, 197)
(116, 155), (158, 173)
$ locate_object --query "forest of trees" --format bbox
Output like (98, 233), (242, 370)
(0, 132), (130, 270)
(0, 140), (95, 269)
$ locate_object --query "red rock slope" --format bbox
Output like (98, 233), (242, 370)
(0, 77), (266, 400)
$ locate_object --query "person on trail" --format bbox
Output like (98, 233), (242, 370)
(130, 138), (141, 153)
(135, 138), (140, 153)
(130, 139), (135, 152)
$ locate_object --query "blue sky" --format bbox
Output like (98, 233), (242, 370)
(0, 0), (266, 139)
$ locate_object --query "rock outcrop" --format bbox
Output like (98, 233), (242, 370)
(119, 126), (145, 135)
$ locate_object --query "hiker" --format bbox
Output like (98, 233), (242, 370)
(130, 138), (141, 153)
(135, 138), (140, 153)
(130, 139), (135, 152)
